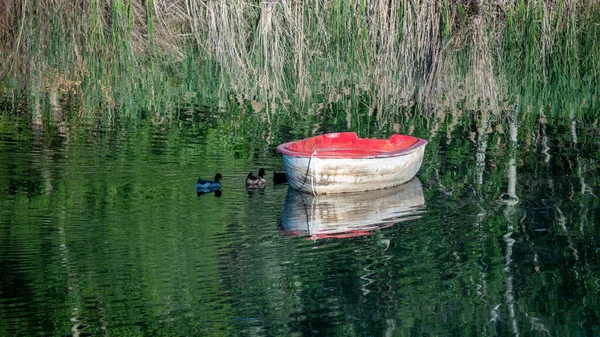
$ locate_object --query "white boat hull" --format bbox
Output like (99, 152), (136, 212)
(282, 144), (426, 195)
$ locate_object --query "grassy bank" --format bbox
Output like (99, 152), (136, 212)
(0, 0), (598, 120)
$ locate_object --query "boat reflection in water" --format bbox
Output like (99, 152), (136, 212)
(281, 178), (425, 239)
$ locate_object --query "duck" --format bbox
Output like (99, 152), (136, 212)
(273, 171), (288, 184)
(246, 168), (267, 187)
(196, 173), (222, 192)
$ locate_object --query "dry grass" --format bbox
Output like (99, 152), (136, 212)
(0, 0), (598, 117)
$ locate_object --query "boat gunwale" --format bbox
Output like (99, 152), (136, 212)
(277, 133), (428, 159)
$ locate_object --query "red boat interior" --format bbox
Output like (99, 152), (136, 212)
(283, 132), (420, 157)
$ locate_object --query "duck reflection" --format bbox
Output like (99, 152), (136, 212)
(197, 189), (222, 197)
(281, 178), (425, 239)
(196, 174), (223, 197)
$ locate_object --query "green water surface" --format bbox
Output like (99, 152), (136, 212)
(0, 99), (599, 336)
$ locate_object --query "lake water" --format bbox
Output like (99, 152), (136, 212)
(0, 103), (599, 336)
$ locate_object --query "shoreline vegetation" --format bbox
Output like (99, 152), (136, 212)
(0, 0), (598, 120)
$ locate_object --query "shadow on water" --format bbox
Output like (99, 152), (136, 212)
(280, 178), (426, 239)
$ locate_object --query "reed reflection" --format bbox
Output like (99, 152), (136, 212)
(281, 178), (426, 239)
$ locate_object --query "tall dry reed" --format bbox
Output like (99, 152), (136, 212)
(0, 0), (598, 118)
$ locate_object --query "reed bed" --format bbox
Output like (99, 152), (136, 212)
(0, 0), (598, 119)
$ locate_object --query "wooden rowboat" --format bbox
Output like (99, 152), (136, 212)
(280, 178), (425, 239)
(276, 132), (428, 195)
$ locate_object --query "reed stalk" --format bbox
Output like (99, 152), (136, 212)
(0, 0), (598, 119)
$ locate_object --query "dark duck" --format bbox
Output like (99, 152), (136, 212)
(273, 171), (288, 184)
(246, 168), (266, 187)
(196, 173), (222, 192)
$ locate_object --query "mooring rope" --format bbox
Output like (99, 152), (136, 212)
(310, 152), (316, 196)
(298, 149), (318, 195)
